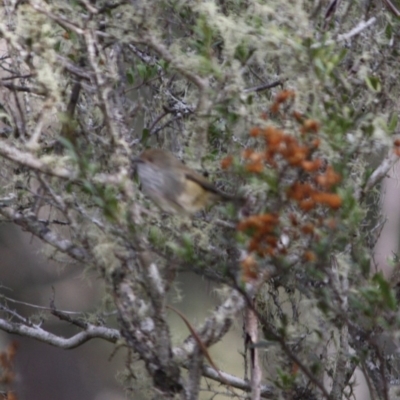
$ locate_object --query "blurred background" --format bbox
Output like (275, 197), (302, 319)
(0, 224), (245, 400)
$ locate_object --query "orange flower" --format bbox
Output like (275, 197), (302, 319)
(266, 235), (278, 247)
(237, 216), (263, 231)
(246, 160), (264, 173)
(286, 146), (309, 166)
(311, 192), (342, 209)
(301, 159), (323, 172)
(264, 126), (284, 150)
(248, 152), (264, 162)
(282, 134), (296, 145)
(292, 110), (304, 122)
(264, 152), (278, 167)
(245, 152), (265, 173)
(275, 90), (295, 103)
(270, 102), (280, 114)
(263, 246), (275, 256)
(289, 213), (298, 226)
(249, 126), (262, 137)
(258, 213), (280, 225)
(221, 155), (233, 169)
(303, 251), (317, 262)
(301, 119), (320, 134)
(241, 255), (259, 281)
(287, 182), (314, 201)
(311, 138), (321, 148)
(299, 199), (316, 211)
(248, 240), (259, 253)
(301, 223), (315, 235)
(242, 148), (254, 159)
(315, 166), (341, 188)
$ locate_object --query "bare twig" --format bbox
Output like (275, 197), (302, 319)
(0, 139), (75, 178)
(311, 17), (376, 48)
(330, 256), (350, 399)
(0, 82), (46, 96)
(244, 80), (282, 93)
(0, 208), (88, 262)
(0, 317), (119, 348)
(357, 150), (400, 201)
(199, 365), (275, 399)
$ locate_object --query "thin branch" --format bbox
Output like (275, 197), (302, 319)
(0, 294), (82, 314)
(199, 365), (275, 399)
(324, 0), (342, 21)
(330, 256), (350, 399)
(0, 140), (75, 178)
(244, 80), (282, 93)
(245, 303), (262, 400)
(0, 74), (34, 81)
(357, 150), (400, 201)
(237, 285), (331, 399)
(311, 17), (376, 49)
(147, 110), (171, 135)
(0, 317), (120, 349)
(56, 55), (92, 81)
(29, 0), (85, 35)
(0, 82), (47, 96)
(382, 0), (400, 17)
(0, 207), (88, 262)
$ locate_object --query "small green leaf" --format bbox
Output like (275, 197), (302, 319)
(365, 76), (381, 92)
(126, 69), (135, 85)
(54, 40), (62, 52)
(388, 113), (398, 133)
(137, 63), (147, 79)
(385, 23), (393, 40)
(141, 128), (150, 146)
(372, 272), (396, 311)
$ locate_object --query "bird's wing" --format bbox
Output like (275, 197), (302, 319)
(184, 171), (220, 193)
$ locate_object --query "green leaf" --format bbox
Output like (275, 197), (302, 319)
(372, 272), (396, 311)
(385, 23), (393, 40)
(54, 40), (62, 52)
(141, 128), (150, 146)
(137, 63), (147, 79)
(126, 68), (135, 85)
(388, 113), (398, 133)
(365, 76), (381, 92)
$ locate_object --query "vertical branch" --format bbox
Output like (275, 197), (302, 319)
(84, 29), (121, 146)
(330, 255), (350, 399)
(185, 346), (203, 400)
(245, 301), (262, 400)
(112, 254), (184, 399)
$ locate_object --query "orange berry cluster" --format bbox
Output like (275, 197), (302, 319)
(237, 213), (280, 258)
(244, 123), (342, 210)
(235, 91), (343, 279)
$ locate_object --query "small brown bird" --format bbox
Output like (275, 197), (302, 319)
(133, 148), (241, 214)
